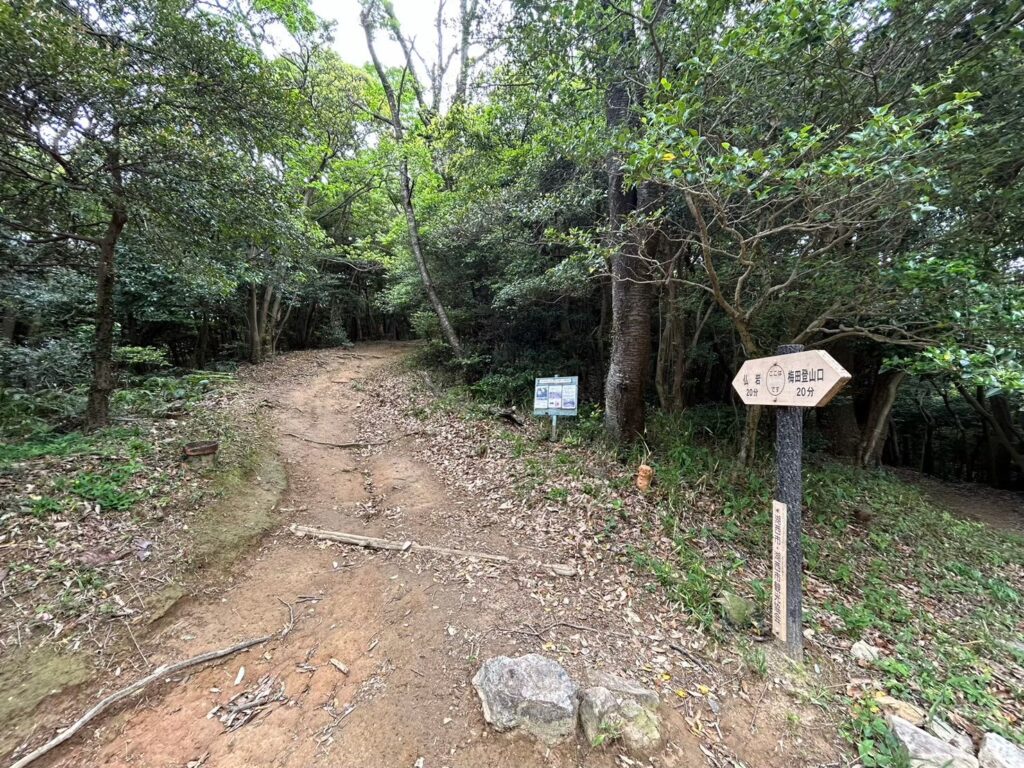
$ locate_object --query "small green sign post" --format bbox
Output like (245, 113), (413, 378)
(533, 376), (579, 440)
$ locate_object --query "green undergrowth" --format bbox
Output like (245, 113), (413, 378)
(426, 381), (1023, 758)
(638, 409), (1024, 758)
(0, 370), (235, 441)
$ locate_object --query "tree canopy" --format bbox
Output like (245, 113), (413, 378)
(1, 0), (1022, 487)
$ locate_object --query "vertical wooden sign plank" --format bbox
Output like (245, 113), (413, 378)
(772, 500), (788, 643)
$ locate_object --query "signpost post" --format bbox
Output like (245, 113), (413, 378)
(533, 376), (579, 440)
(731, 346), (851, 659)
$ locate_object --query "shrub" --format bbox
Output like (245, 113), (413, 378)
(0, 336), (92, 391)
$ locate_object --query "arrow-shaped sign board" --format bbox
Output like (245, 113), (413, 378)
(732, 350), (851, 408)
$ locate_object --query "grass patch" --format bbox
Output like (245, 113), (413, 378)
(0, 427), (151, 471)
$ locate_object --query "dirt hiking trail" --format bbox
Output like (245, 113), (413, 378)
(33, 345), (842, 768)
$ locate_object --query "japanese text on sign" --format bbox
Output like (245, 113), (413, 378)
(732, 350), (851, 408)
(772, 500), (788, 642)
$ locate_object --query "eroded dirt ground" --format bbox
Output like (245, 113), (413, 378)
(25, 345), (845, 768)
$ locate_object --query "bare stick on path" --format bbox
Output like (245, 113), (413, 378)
(282, 430), (425, 450)
(282, 433), (382, 449)
(7, 634), (273, 768)
(291, 525), (577, 576)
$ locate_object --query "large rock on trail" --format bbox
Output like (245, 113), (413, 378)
(472, 654), (579, 744)
(979, 733), (1024, 768)
(580, 671), (662, 753)
(887, 714), (979, 768)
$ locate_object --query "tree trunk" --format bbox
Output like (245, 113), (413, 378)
(602, 74), (652, 443)
(655, 270), (684, 412)
(85, 212), (127, 429)
(738, 405), (762, 466)
(399, 162), (463, 354)
(85, 141), (127, 430)
(857, 369), (906, 468)
(247, 283), (261, 364)
(264, 285), (281, 358)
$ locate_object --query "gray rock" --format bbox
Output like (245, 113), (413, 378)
(589, 671), (660, 710)
(580, 673), (662, 753)
(979, 733), (1024, 768)
(472, 654), (578, 744)
(887, 714), (979, 768)
(851, 640), (882, 663)
(926, 718), (974, 755)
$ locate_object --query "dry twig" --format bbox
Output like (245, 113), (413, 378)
(291, 524), (576, 576)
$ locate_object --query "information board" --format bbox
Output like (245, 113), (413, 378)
(533, 376), (578, 417)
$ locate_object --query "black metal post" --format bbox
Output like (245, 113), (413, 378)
(775, 344), (804, 659)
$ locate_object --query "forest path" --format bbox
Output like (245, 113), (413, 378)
(893, 468), (1024, 536)
(44, 344), (709, 768)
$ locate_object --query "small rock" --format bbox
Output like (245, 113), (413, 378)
(580, 672), (662, 753)
(851, 640), (882, 663)
(887, 714), (979, 768)
(590, 672), (660, 710)
(876, 695), (927, 726)
(979, 733), (1024, 768)
(926, 718), (973, 755)
(717, 591), (756, 628)
(472, 654), (578, 744)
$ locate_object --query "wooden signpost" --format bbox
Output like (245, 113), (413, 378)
(732, 345), (851, 659)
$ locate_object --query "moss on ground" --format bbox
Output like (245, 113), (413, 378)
(0, 647), (92, 757)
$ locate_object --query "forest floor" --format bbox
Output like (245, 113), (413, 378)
(4, 343), (1022, 768)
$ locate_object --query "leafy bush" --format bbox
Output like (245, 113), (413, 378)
(0, 387), (86, 438)
(0, 336), (92, 391)
(112, 371), (234, 417)
(469, 368), (536, 406)
(310, 323), (351, 349)
(113, 345), (170, 372)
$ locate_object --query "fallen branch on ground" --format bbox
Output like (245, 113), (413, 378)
(282, 430), (426, 450)
(282, 433), (383, 449)
(8, 634), (274, 768)
(498, 621), (629, 639)
(290, 525), (576, 577)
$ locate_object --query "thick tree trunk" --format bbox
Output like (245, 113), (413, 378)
(857, 369), (906, 468)
(602, 75), (652, 443)
(85, 140), (127, 430)
(85, 210), (127, 429)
